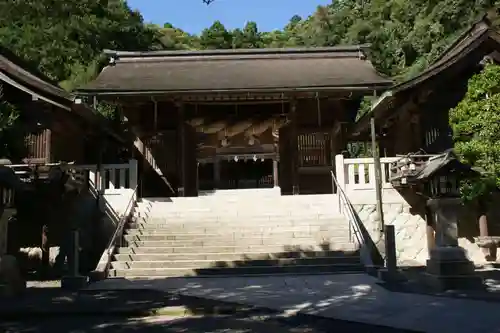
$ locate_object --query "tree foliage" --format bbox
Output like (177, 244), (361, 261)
(449, 63), (500, 201)
(0, 85), (24, 160)
(3, 0), (498, 87)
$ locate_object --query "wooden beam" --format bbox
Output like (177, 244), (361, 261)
(102, 90), (360, 104)
(177, 102), (186, 196)
(290, 98), (299, 195)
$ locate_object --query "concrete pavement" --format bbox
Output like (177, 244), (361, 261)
(87, 273), (500, 333)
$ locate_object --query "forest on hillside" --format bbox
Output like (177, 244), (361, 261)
(1, 0), (499, 91)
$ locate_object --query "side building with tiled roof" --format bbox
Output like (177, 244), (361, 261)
(0, 45), (123, 164)
(352, 14), (500, 156)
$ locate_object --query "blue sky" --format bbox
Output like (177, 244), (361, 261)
(128, 0), (332, 34)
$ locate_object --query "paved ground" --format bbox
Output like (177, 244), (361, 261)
(87, 273), (500, 333)
(1, 281), (415, 333)
(1, 315), (321, 333)
(2, 314), (416, 333)
(0, 311), (417, 333)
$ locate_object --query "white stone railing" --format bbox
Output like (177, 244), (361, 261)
(335, 154), (404, 205)
(1, 159), (138, 207)
(335, 155), (399, 191)
(74, 159), (138, 193)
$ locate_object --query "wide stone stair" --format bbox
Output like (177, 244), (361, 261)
(108, 189), (363, 278)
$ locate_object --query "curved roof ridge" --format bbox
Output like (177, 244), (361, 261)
(104, 44), (372, 59)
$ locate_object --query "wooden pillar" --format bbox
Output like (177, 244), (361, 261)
(331, 122), (347, 193)
(177, 102), (186, 196)
(410, 111), (422, 152)
(331, 122), (346, 156)
(382, 126), (395, 157)
(273, 159), (279, 187)
(213, 156), (220, 190)
(273, 135), (279, 188)
(290, 99), (299, 195)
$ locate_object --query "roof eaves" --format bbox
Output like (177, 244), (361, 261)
(389, 27), (490, 95)
(352, 26), (493, 136)
(351, 90), (394, 135)
(0, 71), (71, 111)
(75, 82), (393, 96)
(430, 13), (490, 65)
(103, 44), (373, 60)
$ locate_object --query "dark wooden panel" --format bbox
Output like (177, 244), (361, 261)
(143, 131), (177, 176)
(297, 131), (332, 167)
(278, 125), (292, 195)
(298, 173), (332, 194)
(184, 124), (198, 197)
(24, 129), (50, 164)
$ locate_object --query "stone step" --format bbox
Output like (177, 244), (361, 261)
(108, 263), (364, 278)
(140, 215), (343, 222)
(123, 233), (349, 243)
(143, 193), (335, 202)
(114, 251), (359, 262)
(142, 205), (339, 210)
(141, 215), (344, 223)
(111, 256), (359, 269)
(124, 228), (350, 238)
(143, 200), (337, 207)
(117, 243), (358, 254)
(126, 223), (350, 233)
(144, 204), (337, 210)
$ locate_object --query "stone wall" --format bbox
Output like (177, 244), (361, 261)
(352, 202), (488, 267)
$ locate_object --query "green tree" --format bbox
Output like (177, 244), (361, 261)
(0, 85), (24, 160)
(449, 63), (500, 202)
(200, 21), (233, 49)
(232, 21), (262, 48)
(0, 0), (158, 84)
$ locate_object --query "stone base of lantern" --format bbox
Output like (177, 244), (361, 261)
(424, 247), (483, 291)
(61, 275), (88, 291)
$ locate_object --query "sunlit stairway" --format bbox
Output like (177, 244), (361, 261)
(108, 189), (363, 278)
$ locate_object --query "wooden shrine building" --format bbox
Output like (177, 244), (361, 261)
(77, 46), (392, 196)
(0, 45), (123, 164)
(351, 14), (500, 156)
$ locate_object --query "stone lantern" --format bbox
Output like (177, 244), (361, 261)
(420, 152), (483, 290)
(391, 150), (483, 290)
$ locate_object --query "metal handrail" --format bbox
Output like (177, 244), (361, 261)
(330, 170), (374, 267)
(106, 186), (138, 260)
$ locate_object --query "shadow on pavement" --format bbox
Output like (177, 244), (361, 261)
(0, 286), (421, 333)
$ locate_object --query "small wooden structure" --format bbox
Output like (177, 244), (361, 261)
(77, 46), (392, 196)
(0, 45), (123, 165)
(351, 14), (500, 155)
(389, 150), (476, 197)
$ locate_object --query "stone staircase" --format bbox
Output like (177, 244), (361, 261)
(108, 189), (362, 278)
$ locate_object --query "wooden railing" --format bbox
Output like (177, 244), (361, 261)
(1, 160), (138, 206)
